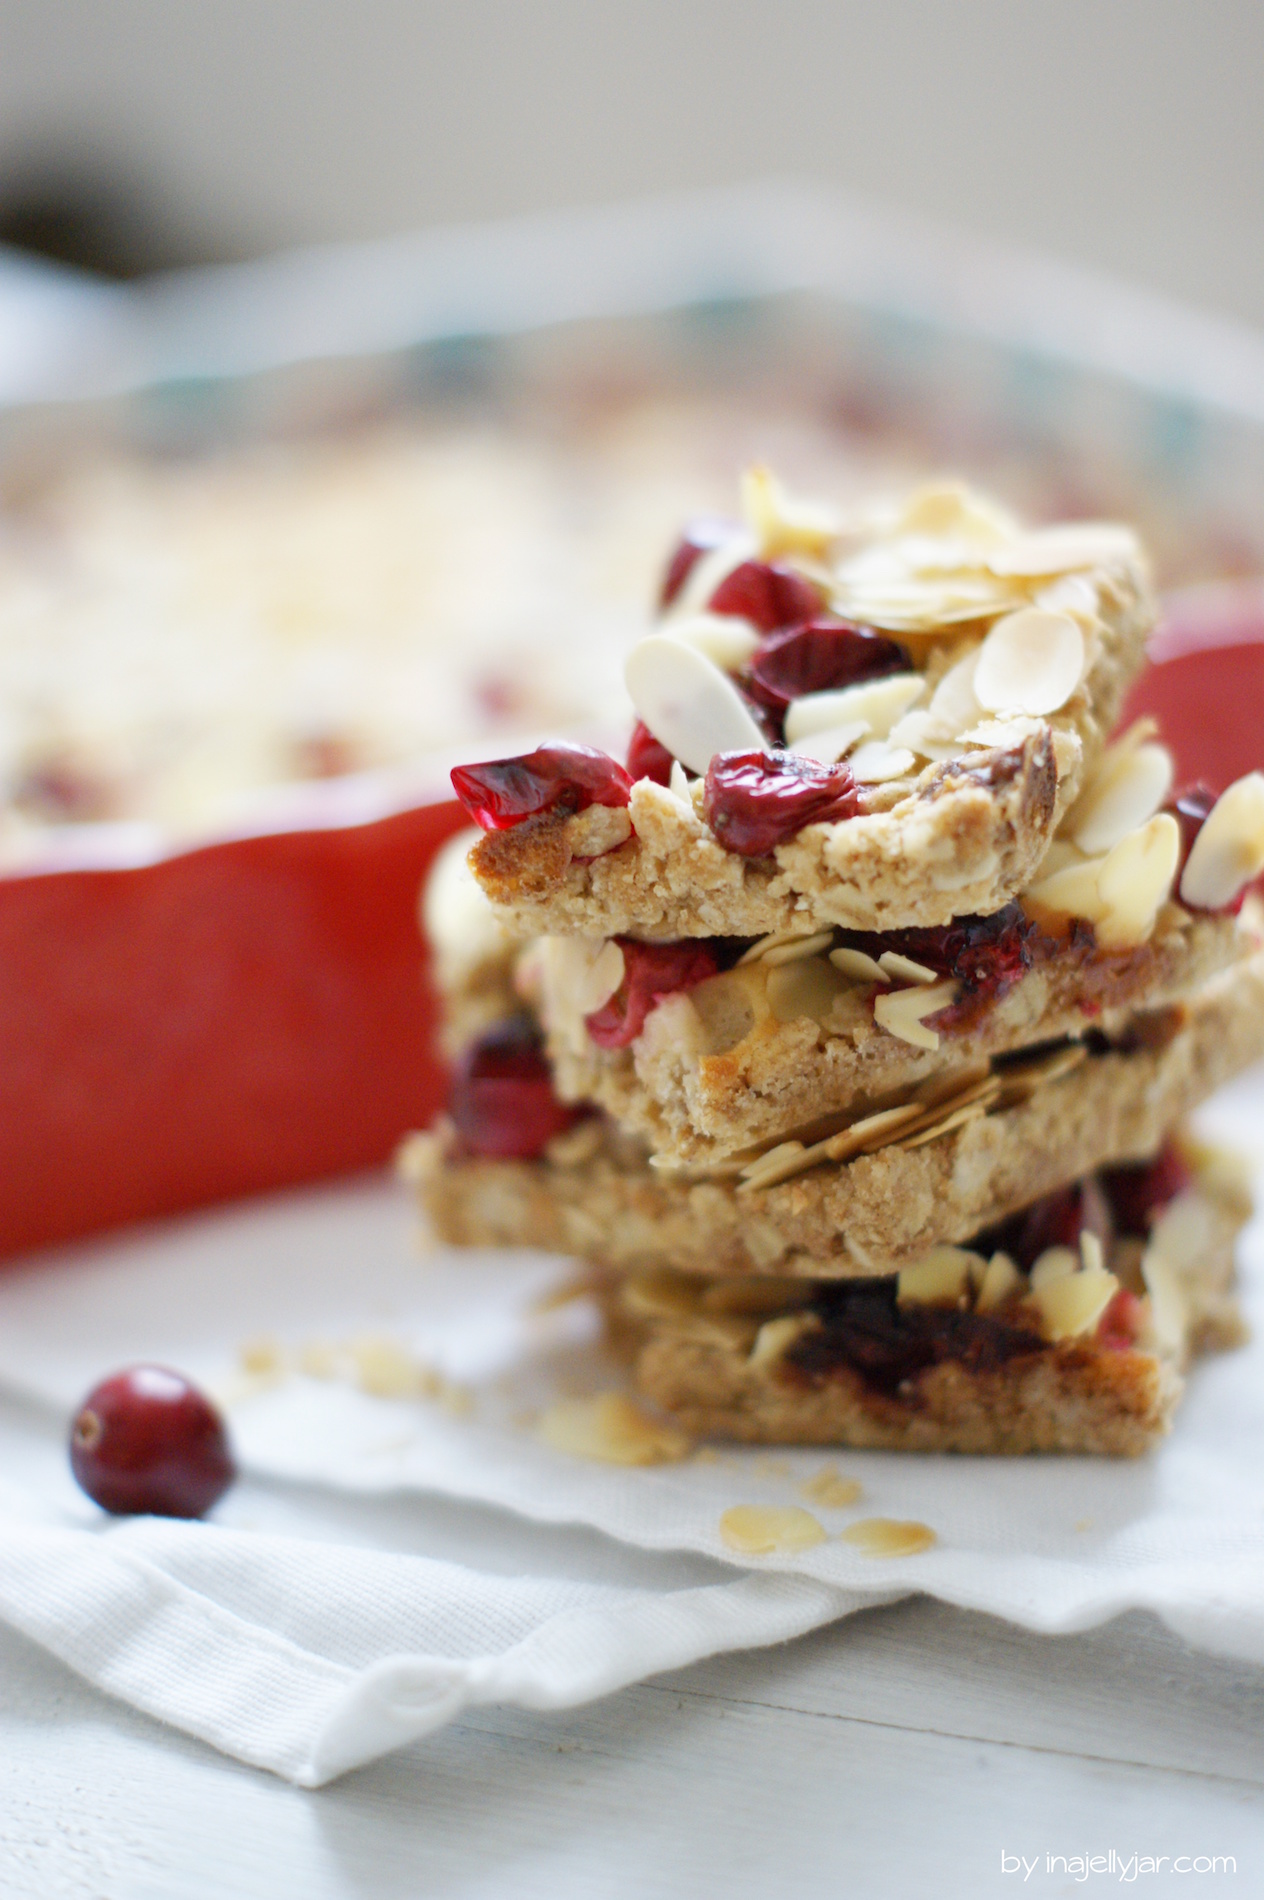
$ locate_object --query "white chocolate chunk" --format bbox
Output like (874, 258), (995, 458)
(973, 608), (1085, 716)
(784, 672), (924, 746)
(1029, 1268), (1119, 1341)
(1070, 740), (1173, 855)
(1179, 772), (1264, 910)
(789, 720), (867, 765)
(625, 634), (767, 776)
(975, 1251), (1022, 1312)
(848, 740), (916, 783)
(666, 611), (761, 673)
(873, 978), (958, 1050)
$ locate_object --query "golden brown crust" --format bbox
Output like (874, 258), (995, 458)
(405, 951), (1264, 1278)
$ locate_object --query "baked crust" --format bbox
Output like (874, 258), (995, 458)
(404, 951), (1264, 1278)
(467, 550), (1153, 942)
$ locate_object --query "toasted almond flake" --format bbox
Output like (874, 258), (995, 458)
(1079, 1230), (1105, 1275)
(873, 978), (958, 1050)
(1033, 572), (1102, 617)
(621, 1269), (705, 1320)
(1140, 1248), (1189, 1357)
(897, 1246), (981, 1306)
(784, 672), (924, 746)
(748, 1313), (816, 1369)
(742, 464), (839, 559)
(350, 1336), (438, 1400)
(1024, 853), (1103, 927)
(575, 938), (626, 1014)
(1030, 1246), (1081, 1289)
(913, 1061), (994, 1109)
(625, 634), (767, 775)
(666, 611), (762, 672)
(738, 927), (820, 965)
(984, 522), (1138, 577)
(925, 648), (984, 735)
(842, 1517), (937, 1558)
(788, 720), (868, 765)
(829, 946), (889, 984)
(1070, 740), (1174, 855)
(765, 955), (848, 1025)
(1029, 1267), (1119, 1341)
(666, 533), (756, 617)
(1179, 772), (1264, 910)
(975, 1251), (1022, 1312)
(720, 1504), (827, 1556)
(1094, 812), (1180, 947)
(799, 1468), (864, 1509)
(668, 758), (693, 805)
(537, 1393), (691, 1465)
(848, 740), (916, 783)
(973, 608), (1084, 716)
(896, 481), (1018, 542)
(898, 1098), (989, 1148)
(877, 950), (939, 985)
(761, 930), (836, 967)
(992, 1040), (1087, 1104)
(736, 1141), (810, 1193)
(830, 1102), (925, 1152)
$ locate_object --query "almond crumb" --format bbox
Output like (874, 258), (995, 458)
(842, 1517), (938, 1557)
(799, 1468), (863, 1509)
(719, 1504), (827, 1555)
(537, 1393), (691, 1465)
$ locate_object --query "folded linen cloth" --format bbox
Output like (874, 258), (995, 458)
(0, 1067), (1259, 1785)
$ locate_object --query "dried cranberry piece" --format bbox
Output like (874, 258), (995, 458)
(585, 939), (720, 1049)
(626, 720), (675, 786)
(836, 903), (1037, 1016)
(451, 743), (632, 831)
(708, 561), (823, 633)
(1097, 1287), (1145, 1352)
(659, 518), (740, 608)
(448, 1018), (581, 1158)
(703, 749), (863, 857)
(1100, 1143), (1192, 1237)
(745, 619), (910, 716)
(982, 1176), (1112, 1273)
(70, 1367), (235, 1519)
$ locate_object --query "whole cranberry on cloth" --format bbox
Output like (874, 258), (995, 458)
(70, 1366), (234, 1518)
(585, 940), (721, 1049)
(449, 1018), (582, 1158)
(703, 750), (863, 857)
(451, 744), (632, 831)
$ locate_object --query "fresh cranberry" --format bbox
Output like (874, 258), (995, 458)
(703, 749), (863, 857)
(1097, 1286), (1145, 1352)
(626, 720), (675, 786)
(708, 561), (823, 632)
(659, 519), (740, 608)
(585, 939), (720, 1048)
(70, 1367), (234, 1518)
(451, 744), (632, 831)
(448, 1018), (581, 1158)
(1101, 1144), (1192, 1236)
(745, 619), (910, 717)
(836, 904), (1037, 1018)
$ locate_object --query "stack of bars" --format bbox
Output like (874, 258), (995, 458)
(406, 473), (1264, 1456)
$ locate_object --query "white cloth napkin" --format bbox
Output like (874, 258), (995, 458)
(0, 1067), (1261, 1785)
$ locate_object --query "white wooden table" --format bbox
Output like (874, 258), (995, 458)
(1, 1374), (1261, 1900)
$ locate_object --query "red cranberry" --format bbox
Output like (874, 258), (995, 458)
(585, 939), (720, 1048)
(745, 620), (911, 716)
(703, 749), (863, 856)
(449, 1018), (581, 1158)
(70, 1367), (234, 1518)
(1097, 1287), (1145, 1352)
(1101, 1144), (1192, 1237)
(659, 519), (741, 608)
(986, 1177), (1111, 1274)
(836, 904), (1037, 1017)
(626, 720), (675, 787)
(708, 561), (823, 632)
(451, 744), (632, 831)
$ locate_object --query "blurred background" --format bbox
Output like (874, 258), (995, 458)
(1, 0), (1262, 323)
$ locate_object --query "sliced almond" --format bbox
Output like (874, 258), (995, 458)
(761, 930), (836, 967)
(898, 1097), (990, 1148)
(873, 979), (958, 1050)
(784, 672), (925, 746)
(848, 740), (916, 783)
(666, 611), (762, 673)
(1069, 740), (1173, 855)
(788, 720), (868, 765)
(766, 955), (849, 1025)
(741, 464), (839, 559)
(738, 927), (820, 965)
(975, 1251), (1022, 1312)
(748, 1313), (817, 1369)
(666, 534), (755, 617)
(575, 938), (626, 1014)
(799, 1468), (863, 1509)
(841, 1517), (937, 1557)
(537, 1393), (691, 1465)
(983, 522), (1138, 578)
(736, 1140), (809, 1194)
(826, 1101), (924, 1157)
(1030, 1246), (1080, 1289)
(720, 1504), (827, 1555)
(1179, 772), (1264, 911)
(973, 608), (1084, 716)
(668, 758), (693, 805)
(621, 1270), (705, 1320)
(1079, 1230), (1105, 1275)
(1024, 852), (1104, 926)
(877, 950), (938, 985)
(1140, 1248), (1189, 1357)
(1094, 812), (1180, 948)
(897, 1246), (982, 1306)
(625, 634), (767, 775)
(896, 481), (1017, 542)
(1029, 1267), (1119, 1341)
(925, 648), (984, 736)
(829, 946), (889, 984)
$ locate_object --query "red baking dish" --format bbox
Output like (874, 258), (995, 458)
(0, 587), (1259, 1265)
